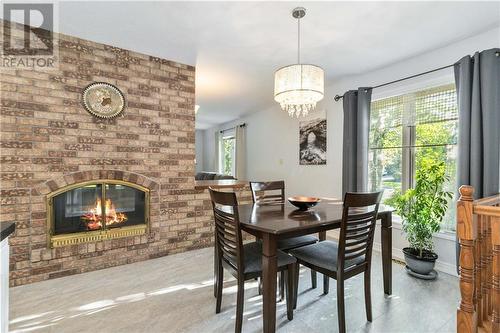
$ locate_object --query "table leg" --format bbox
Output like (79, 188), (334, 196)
(262, 233), (277, 333)
(318, 231), (329, 293)
(381, 211), (392, 295)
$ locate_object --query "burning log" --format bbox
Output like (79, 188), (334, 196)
(82, 198), (128, 230)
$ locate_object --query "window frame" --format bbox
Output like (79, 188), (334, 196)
(369, 82), (458, 233)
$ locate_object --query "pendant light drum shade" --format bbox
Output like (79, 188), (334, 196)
(273, 7), (325, 118)
(274, 64), (324, 117)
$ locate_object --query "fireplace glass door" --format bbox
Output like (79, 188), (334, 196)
(104, 183), (146, 229)
(50, 181), (148, 236)
(53, 183), (103, 234)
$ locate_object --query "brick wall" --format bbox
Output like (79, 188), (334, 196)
(0, 22), (251, 286)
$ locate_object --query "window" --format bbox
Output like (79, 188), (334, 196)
(221, 135), (235, 176)
(368, 84), (458, 231)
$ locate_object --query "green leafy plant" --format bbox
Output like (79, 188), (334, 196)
(223, 137), (235, 175)
(390, 158), (453, 257)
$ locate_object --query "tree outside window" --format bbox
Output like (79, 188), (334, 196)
(369, 84), (458, 231)
(222, 136), (235, 176)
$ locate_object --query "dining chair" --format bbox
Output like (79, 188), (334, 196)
(209, 187), (296, 333)
(289, 191), (383, 333)
(250, 181), (319, 298)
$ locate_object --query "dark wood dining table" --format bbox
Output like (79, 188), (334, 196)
(237, 201), (393, 333)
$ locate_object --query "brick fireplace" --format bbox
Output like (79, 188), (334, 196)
(0, 22), (232, 286)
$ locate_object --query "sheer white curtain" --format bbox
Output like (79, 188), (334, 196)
(214, 131), (222, 173)
(234, 125), (246, 180)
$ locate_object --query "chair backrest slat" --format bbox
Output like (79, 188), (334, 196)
(338, 191), (383, 273)
(344, 249), (368, 261)
(209, 188), (244, 273)
(250, 181), (285, 205)
(344, 223), (372, 234)
(345, 229), (372, 241)
(258, 194), (283, 201)
(344, 243), (368, 254)
(347, 211), (375, 222)
(214, 211), (236, 224)
(216, 227), (237, 244)
(345, 237), (370, 247)
(345, 218), (374, 226)
(215, 209), (235, 220)
(215, 224), (236, 239)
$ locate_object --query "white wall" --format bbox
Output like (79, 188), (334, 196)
(202, 128), (216, 172)
(195, 130), (205, 173)
(0, 239), (10, 333)
(199, 106), (339, 195)
(198, 26), (500, 275)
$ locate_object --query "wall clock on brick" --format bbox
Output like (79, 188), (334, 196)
(82, 82), (125, 118)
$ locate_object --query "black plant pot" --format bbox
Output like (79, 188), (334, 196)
(403, 247), (438, 278)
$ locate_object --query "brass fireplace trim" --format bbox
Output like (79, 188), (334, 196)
(46, 179), (150, 248)
(50, 225), (148, 248)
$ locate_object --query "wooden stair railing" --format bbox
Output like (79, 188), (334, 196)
(457, 185), (500, 333)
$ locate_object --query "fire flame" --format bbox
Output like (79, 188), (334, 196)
(82, 198), (128, 230)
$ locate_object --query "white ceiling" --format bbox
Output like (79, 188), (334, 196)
(54, 1), (500, 129)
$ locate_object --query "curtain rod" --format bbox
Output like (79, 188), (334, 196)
(334, 50), (500, 102)
(333, 63), (455, 102)
(220, 123), (246, 133)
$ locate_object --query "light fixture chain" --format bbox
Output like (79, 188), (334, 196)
(298, 14), (302, 90)
(297, 16), (301, 64)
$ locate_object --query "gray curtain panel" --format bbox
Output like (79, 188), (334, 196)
(454, 48), (500, 272)
(342, 88), (373, 195)
(454, 48), (500, 198)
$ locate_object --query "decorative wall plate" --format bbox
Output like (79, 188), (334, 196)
(82, 82), (125, 118)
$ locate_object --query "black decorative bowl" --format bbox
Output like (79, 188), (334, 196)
(288, 196), (321, 211)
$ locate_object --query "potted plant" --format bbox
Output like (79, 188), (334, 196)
(389, 158), (453, 278)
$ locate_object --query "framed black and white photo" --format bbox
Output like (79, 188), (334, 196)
(299, 116), (326, 165)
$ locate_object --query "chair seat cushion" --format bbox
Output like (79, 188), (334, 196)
(237, 242), (296, 275)
(277, 235), (318, 251)
(289, 240), (365, 272)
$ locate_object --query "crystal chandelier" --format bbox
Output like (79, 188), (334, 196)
(274, 7), (324, 118)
